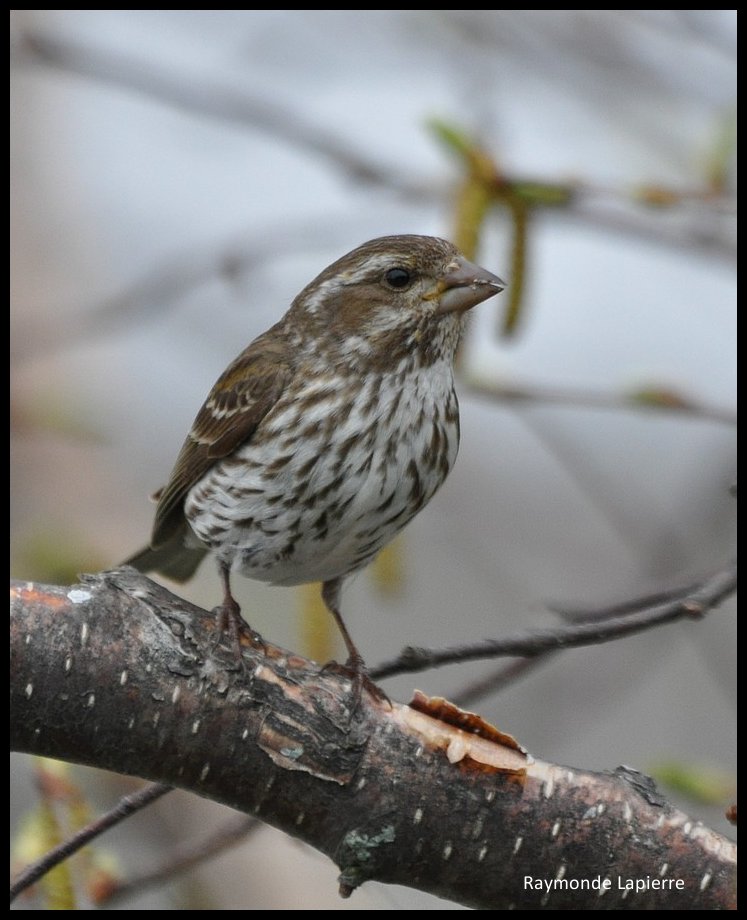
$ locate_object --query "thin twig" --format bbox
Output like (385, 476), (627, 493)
(10, 783), (173, 904)
(561, 198), (736, 263)
(12, 29), (432, 197)
(10, 216), (373, 362)
(465, 379), (737, 427)
(467, 386), (734, 570)
(451, 657), (548, 708)
(550, 578), (705, 624)
(450, 574), (714, 704)
(372, 558), (736, 680)
(12, 28), (736, 262)
(100, 815), (260, 906)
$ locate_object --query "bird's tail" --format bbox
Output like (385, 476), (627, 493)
(125, 538), (208, 584)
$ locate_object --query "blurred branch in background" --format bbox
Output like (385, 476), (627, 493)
(99, 814), (260, 908)
(12, 25), (736, 275)
(431, 118), (736, 338)
(11, 29), (429, 195)
(10, 776), (172, 907)
(10, 217), (373, 360)
(465, 378), (737, 428)
(10, 775), (258, 909)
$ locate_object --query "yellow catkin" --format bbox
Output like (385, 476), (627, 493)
(298, 582), (340, 663)
(13, 801), (76, 909)
(369, 538), (406, 597)
(501, 194), (529, 337)
(298, 539), (406, 660)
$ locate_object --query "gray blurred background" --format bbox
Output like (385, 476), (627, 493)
(10, 10), (736, 910)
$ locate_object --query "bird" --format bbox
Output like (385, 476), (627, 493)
(128, 235), (504, 693)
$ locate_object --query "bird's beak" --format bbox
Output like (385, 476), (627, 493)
(426, 257), (505, 315)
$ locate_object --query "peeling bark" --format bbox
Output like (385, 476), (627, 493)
(10, 569), (737, 910)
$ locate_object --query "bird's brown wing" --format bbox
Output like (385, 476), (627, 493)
(151, 329), (291, 548)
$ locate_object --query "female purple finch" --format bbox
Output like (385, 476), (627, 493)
(129, 235), (504, 689)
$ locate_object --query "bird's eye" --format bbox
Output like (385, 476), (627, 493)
(384, 267), (412, 290)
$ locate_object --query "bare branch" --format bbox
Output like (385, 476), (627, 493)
(12, 29), (432, 197)
(12, 28), (736, 263)
(448, 568), (731, 706)
(11, 217), (373, 362)
(551, 578), (706, 624)
(9, 783), (172, 903)
(465, 379), (737, 428)
(10, 569), (736, 908)
(451, 657), (548, 708)
(100, 814), (260, 906)
(560, 195), (736, 264)
(373, 559), (736, 680)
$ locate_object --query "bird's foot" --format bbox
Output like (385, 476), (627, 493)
(210, 598), (265, 666)
(322, 653), (390, 712)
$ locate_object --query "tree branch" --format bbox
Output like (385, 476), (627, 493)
(10, 568), (735, 908)
(465, 379), (737, 429)
(100, 813), (260, 906)
(9, 782), (172, 903)
(446, 564), (735, 707)
(372, 559), (736, 680)
(12, 29), (431, 196)
(11, 217), (376, 362)
(12, 28), (736, 263)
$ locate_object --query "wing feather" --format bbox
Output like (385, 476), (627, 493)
(151, 328), (291, 548)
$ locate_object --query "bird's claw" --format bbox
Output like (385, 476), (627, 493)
(322, 656), (391, 711)
(210, 602), (265, 666)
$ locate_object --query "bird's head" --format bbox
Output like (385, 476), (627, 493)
(289, 235), (504, 364)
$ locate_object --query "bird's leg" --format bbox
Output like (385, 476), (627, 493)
(321, 579), (365, 671)
(321, 579), (389, 707)
(211, 561), (264, 660)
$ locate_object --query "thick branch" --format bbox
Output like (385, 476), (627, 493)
(10, 569), (736, 909)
